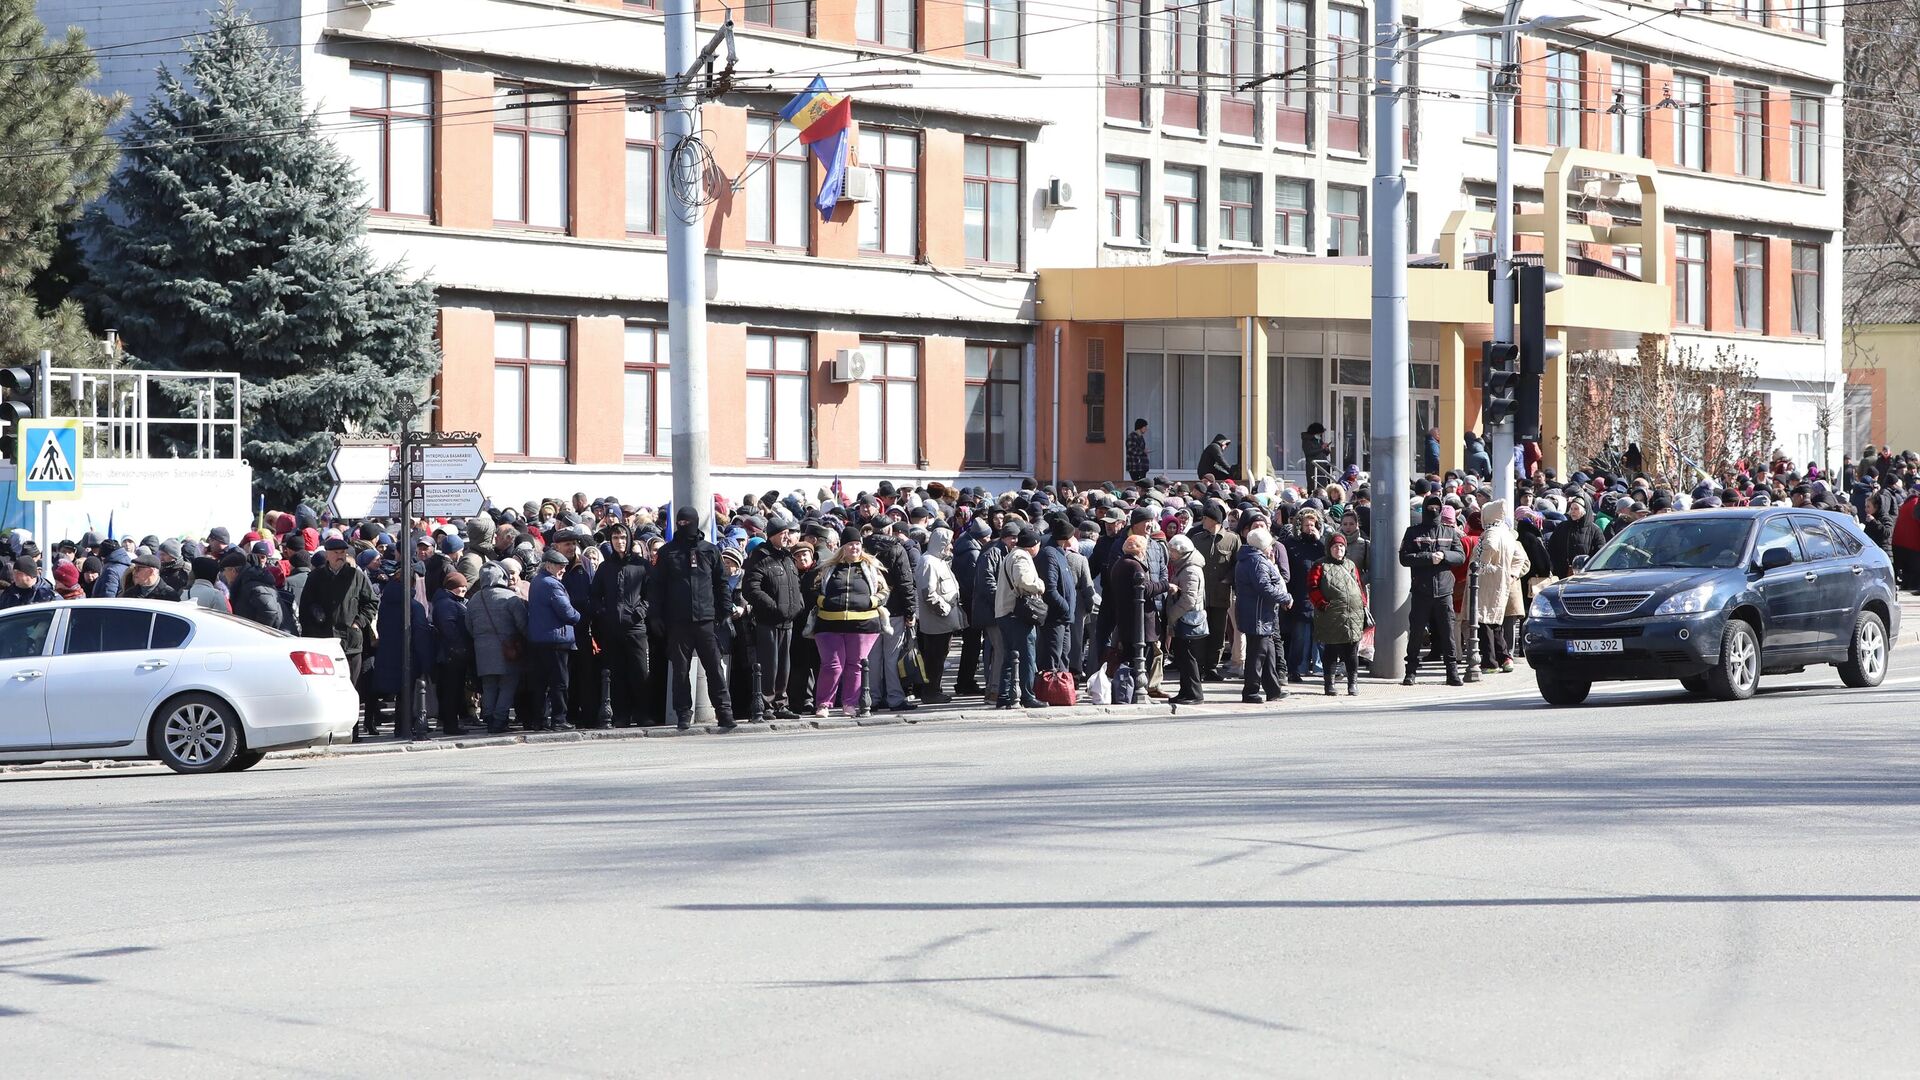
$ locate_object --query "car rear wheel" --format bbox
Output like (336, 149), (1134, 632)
(1705, 619), (1760, 702)
(150, 693), (240, 774)
(1837, 611), (1889, 689)
(1678, 675), (1711, 696)
(223, 751), (268, 772)
(1536, 673), (1591, 706)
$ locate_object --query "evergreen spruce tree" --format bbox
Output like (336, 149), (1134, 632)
(86, 1), (439, 505)
(0, 2), (123, 367)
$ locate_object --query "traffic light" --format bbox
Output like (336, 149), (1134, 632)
(1516, 264), (1563, 443)
(1482, 341), (1520, 428)
(0, 367), (31, 448)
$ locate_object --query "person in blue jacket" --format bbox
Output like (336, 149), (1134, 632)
(430, 571), (477, 737)
(527, 547), (583, 732)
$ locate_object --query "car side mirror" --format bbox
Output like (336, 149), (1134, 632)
(1757, 547), (1793, 574)
(1571, 555), (1589, 572)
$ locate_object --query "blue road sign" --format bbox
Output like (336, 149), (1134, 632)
(17, 419), (82, 500)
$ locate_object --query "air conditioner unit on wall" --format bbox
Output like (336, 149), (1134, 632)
(831, 348), (873, 383)
(840, 166), (876, 203)
(1045, 178), (1075, 210)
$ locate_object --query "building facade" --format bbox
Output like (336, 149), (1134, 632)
(48, 0), (1844, 495)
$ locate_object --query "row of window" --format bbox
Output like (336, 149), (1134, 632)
(1105, 0), (1371, 153)
(1105, 160), (1370, 255)
(344, 67), (1028, 268)
(1477, 52), (1824, 187)
(490, 318), (1026, 468)
(1671, 231), (1822, 336)
(595, 0), (1023, 63)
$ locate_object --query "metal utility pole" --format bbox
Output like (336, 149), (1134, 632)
(35, 348), (51, 552)
(663, 2), (734, 723)
(1367, 0), (1412, 680)
(1489, 0), (1525, 508)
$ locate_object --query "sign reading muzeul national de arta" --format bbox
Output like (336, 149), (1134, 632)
(16, 419), (83, 500)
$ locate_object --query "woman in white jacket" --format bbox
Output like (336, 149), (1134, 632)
(915, 527), (964, 703)
(1472, 499), (1530, 673)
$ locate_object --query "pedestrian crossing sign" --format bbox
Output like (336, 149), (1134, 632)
(17, 419), (82, 500)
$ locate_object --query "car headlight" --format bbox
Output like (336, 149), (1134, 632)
(1529, 592), (1555, 619)
(1654, 583), (1717, 616)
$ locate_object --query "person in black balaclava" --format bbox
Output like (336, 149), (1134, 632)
(1398, 495), (1465, 685)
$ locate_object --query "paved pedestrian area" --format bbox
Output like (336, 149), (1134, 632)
(6, 646), (1920, 1078)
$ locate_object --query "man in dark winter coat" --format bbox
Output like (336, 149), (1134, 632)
(548, 528), (606, 728)
(528, 548), (583, 731)
(1197, 434), (1237, 484)
(647, 505), (737, 731)
(1547, 496), (1605, 578)
(119, 553), (180, 603)
(158, 540), (192, 596)
(1037, 518), (1076, 671)
(2, 556), (55, 609)
(861, 520), (919, 710)
(972, 526), (1010, 703)
(224, 552), (286, 631)
(90, 541), (131, 599)
(1190, 503), (1239, 678)
(301, 538), (380, 685)
(742, 517), (807, 719)
(951, 518), (989, 695)
(590, 523), (656, 726)
(1398, 495), (1466, 685)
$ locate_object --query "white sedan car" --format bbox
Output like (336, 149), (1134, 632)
(0, 599), (359, 774)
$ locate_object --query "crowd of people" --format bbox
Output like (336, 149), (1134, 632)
(4, 431), (1917, 741)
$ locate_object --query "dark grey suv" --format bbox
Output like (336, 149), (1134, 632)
(1524, 508), (1899, 705)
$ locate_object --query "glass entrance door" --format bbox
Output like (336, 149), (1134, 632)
(1331, 389), (1370, 477)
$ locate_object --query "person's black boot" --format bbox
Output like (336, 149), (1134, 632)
(1445, 660), (1464, 687)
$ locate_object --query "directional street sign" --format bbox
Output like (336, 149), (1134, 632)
(405, 445), (485, 483)
(327, 443), (398, 485)
(326, 437), (487, 520)
(17, 418), (83, 500)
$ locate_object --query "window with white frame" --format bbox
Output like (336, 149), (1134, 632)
(747, 113), (811, 249)
(493, 318), (569, 460)
(623, 324), (671, 458)
(859, 127), (918, 258)
(745, 332), (811, 463)
(1163, 164), (1200, 249)
(344, 66), (432, 218)
(1327, 184), (1364, 255)
(1274, 177), (1311, 250)
(1105, 158), (1144, 244)
(860, 339), (920, 465)
(964, 344), (1023, 469)
(493, 84), (569, 229)
(1219, 171), (1257, 246)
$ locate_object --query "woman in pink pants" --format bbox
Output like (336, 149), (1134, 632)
(811, 527), (892, 716)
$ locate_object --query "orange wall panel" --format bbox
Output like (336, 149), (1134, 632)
(703, 105), (748, 251)
(1647, 65), (1676, 168)
(1582, 50), (1610, 151)
(1706, 76), (1735, 176)
(816, 0), (857, 45)
(922, 336), (969, 474)
(1763, 93), (1790, 183)
(573, 91), (628, 241)
(1766, 237), (1793, 338)
(814, 331), (864, 471)
(437, 307), (497, 454)
(1043, 321), (1127, 483)
(1515, 38), (1546, 146)
(923, 128), (965, 267)
(437, 70), (494, 230)
(921, 0), (965, 58)
(573, 316), (626, 465)
(707, 323), (748, 468)
(1706, 230), (1735, 333)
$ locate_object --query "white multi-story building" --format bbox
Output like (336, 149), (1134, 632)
(47, 0), (1844, 489)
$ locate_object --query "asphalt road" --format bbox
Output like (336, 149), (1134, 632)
(7, 654), (1920, 1079)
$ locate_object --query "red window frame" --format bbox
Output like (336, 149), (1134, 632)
(1328, 184), (1364, 255)
(493, 318), (571, 463)
(348, 65), (434, 220)
(493, 82), (570, 231)
(856, 0), (914, 47)
(745, 332), (812, 464)
(859, 338), (922, 466)
(1545, 49), (1581, 148)
(1733, 235), (1766, 332)
(743, 0), (810, 34)
(1328, 4), (1364, 153)
(623, 323), (668, 460)
(1219, 171), (1257, 246)
(1221, 0), (1258, 138)
(1791, 242), (1822, 336)
(964, 138), (1021, 267)
(965, 0), (1021, 65)
(1791, 95), (1822, 186)
(747, 112), (812, 251)
(1276, 0), (1310, 145)
(964, 343), (1024, 469)
(1105, 0), (1148, 122)
(1674, 229), (1707, 328)
(1164, 0), (1203, 130)
(1733, 84), (1764, 179)
(1163, 164), (1200, 249)
(626, 106), (660, 237)
(858, 125), (919, 259)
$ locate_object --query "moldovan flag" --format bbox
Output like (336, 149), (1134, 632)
(779, 77), (852, 220)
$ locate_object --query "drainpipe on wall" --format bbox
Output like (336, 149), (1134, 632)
(1051, 326), (1062, 491)
(1023, 343), (1038, 483)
